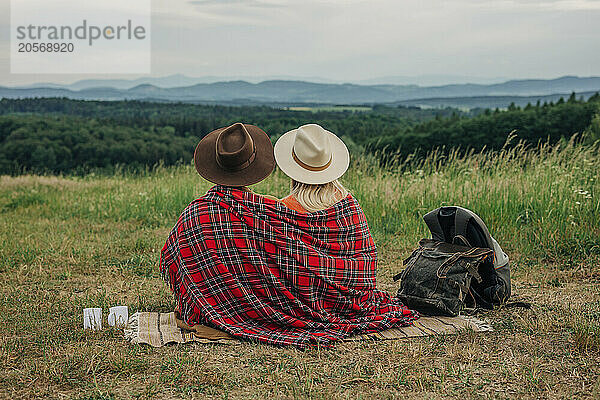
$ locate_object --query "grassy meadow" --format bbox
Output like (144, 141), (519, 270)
(0, 139), (599, 399)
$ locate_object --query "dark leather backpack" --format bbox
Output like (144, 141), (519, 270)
(395, 206), (511, 316)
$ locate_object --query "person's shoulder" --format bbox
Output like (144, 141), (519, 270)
(260, 194), (280, 201)
(338, 193), (363, 212)
(235, 188), (281, 204)
(179, 198), (206, 221)
(281, 194), (307, 213)
(178, 188), (218, 223)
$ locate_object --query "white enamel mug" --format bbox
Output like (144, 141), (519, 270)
(107, 306), (129, 328)
(83, 308), (102, 330)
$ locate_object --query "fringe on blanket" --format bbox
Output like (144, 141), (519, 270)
(123, 312), (141, 344)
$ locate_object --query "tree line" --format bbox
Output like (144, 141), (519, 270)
(0, 94), (598, 174)
(368, 93), (600, 159)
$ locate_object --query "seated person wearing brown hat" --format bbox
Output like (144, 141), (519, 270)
(159, 122), (418, 348)
(193, 122), (276, 194)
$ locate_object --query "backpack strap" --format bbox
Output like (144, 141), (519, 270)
(423, 208), (446, 242)
(436, 247), (489, 282)
(454, 207), (494, 249)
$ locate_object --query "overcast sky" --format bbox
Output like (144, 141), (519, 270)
(1, 0), (599, 86)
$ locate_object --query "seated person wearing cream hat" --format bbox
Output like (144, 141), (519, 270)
(274, 124), (350, 212)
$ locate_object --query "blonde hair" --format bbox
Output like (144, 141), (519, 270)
(289, 179), (348, 213)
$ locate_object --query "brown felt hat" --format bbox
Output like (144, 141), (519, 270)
(194, 123), (275, 186)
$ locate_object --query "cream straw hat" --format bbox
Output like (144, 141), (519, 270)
(274, 124), (350, 185)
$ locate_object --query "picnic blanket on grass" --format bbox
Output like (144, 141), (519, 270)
(124, 312), (493, 347)
(159, 186), (418, 348)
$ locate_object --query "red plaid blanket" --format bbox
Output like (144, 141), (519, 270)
(160, 186), (418, 347)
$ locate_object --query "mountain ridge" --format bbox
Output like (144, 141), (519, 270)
(2, 76), (600, 109)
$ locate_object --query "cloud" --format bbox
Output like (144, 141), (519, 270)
(545, 0), (600, 10)
(465, 0), (600, 11)
(188, 0), (284, 8)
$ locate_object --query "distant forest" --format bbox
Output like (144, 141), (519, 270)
(0, 94), (598, 174)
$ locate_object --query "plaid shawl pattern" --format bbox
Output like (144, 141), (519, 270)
(160, 186), (418, 347)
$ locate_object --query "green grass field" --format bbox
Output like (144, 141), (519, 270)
(0, 139), (599, 399)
